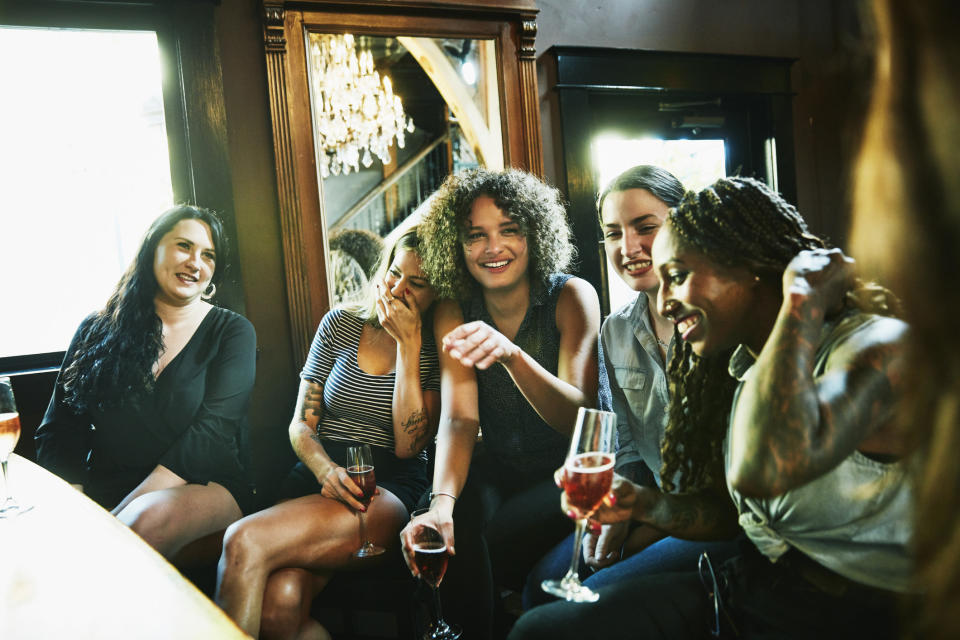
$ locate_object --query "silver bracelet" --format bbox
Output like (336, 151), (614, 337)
(430, 490), (457, 502)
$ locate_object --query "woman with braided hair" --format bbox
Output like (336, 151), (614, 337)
(508, 176), (911, 640)
(523, 165), (738, 611)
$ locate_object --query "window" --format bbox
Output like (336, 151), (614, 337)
(592, 135), (727, 313)
(0, 26), (174, 368)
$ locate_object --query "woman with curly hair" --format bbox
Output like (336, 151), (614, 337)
(399, 168), (601, 639)
(523, 165), (738, 610)
(36, 205), (256, 558)
(509, 176), (910, 640)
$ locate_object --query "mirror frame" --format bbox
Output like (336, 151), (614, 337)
(262, 0), (542, 364)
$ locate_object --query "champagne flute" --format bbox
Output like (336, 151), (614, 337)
(0, 376), (33, 517)
(541, 407), (616, 602)
(346, 443), (384, 557)
(411, 509), (461, 640)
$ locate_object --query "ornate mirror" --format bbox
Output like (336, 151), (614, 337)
(262, 0), (541, 363)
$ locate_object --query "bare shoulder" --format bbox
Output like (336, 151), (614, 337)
(433, 299), (465, 336)
(557, 276), (601, 315)
(827, 315), (908, 371)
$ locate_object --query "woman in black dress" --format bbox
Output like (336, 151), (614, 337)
(36, 205), (256, 558)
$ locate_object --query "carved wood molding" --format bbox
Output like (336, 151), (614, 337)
(263, 3), (287, 52)
(263, 5), (313, 363)
(518, 15), (542, 176)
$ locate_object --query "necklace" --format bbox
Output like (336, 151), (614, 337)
(656, 336), (669, 350)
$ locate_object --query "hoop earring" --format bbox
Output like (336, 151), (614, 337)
(202, 282), (217, 300)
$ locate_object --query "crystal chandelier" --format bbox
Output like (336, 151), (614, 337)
(310, 34), (415, 178)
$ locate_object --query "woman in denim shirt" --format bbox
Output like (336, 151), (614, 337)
(524, 166), (737, 609)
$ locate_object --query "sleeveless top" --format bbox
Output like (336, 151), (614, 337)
(725, 311), (912, 592)
(460, 273), (572, 476)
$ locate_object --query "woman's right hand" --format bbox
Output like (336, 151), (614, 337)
(377, 283), (422, 347)
(319, 464), (376, 512)
(400, 506), (455, 577)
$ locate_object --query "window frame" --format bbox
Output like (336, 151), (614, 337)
(0, 0), (241, 375)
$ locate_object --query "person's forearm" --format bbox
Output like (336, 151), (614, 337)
(289, 420), (336, 480)
(501, 350), (592, 436)
(392, 339), (431, 457)
(729, 292), (830, 496)
(430, 417), (478, 516)
(636, 487), (739, 541)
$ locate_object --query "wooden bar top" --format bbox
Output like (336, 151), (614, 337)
(0, 454), (250, 639)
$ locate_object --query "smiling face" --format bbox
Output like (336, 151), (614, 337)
(153, 218), (216, 306)
(653, 225), (761, 357)
(383, 248), (435, 314)
(601, 188), (671, 293)
(462, 195), (530, 292)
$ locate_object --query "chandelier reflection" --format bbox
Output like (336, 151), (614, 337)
(310, 34), (415, 178)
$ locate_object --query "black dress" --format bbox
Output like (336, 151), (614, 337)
(35, 306), (257, 513)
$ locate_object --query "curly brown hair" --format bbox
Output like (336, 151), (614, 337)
(660, 177), (899, 493)
(418, 168), (575, 300)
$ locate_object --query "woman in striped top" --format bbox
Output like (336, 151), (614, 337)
(215, 227), (440, 639)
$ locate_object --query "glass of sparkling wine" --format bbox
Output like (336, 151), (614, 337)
(411, 509), (461, 640)
(0, 376), (32, 517)
(541, 407), (616, 602)
(346, 444), (384, 557)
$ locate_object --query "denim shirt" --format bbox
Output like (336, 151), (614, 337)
(601, 293), (670, 487)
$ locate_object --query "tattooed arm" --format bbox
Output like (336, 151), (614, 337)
(376, 283), (441, 458)
(728, 249), (908, 498)
(288, 379), (336, 481)
(576, 473), (739, 540)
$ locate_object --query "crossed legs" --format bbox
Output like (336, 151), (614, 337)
(215, 490), (408, 638)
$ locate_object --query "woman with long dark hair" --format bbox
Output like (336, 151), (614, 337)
(36, 205), (256, 557)
(509, 176), (910, 640)
(216, 226), (440, 639)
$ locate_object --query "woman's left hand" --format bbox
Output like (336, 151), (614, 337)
(377, 283), (422, 346)
(442, 320), (519, 370)
(782, 248), (855, 315)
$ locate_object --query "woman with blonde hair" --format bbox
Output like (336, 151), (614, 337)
(216, 226), (440, 639)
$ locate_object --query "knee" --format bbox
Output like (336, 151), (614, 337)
(506, 609), (554, 640)
(261, 573), (309, 639)
(221, 518), (267, 573)
(123, 497), (179, 553)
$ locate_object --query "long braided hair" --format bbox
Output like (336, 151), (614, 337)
(659, 177), (897, 493)
(61, 205), (227, 413)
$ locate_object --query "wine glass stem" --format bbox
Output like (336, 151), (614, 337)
(1, 458), (10, 502)
(432, 586), (445, 628)
(358, 510), (369, 547)
(564, 518), (588, 583)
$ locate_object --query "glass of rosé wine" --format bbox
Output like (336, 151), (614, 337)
(0, 376), (32, 518)
(411, 509), (461, 640)
(541, 407), (616, 602)
(346, 444), (384, 557)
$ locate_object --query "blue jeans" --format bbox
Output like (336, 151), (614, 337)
(522, 530), (739, 610)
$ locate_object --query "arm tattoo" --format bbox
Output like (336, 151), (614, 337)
(402, 408), (429, 453)
(299, 384), (324, 424)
